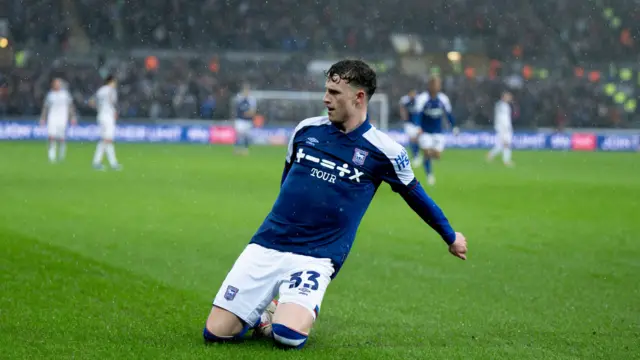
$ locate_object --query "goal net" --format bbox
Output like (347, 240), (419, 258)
(235, 90), (390, 131)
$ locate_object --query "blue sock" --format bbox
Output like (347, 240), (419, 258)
(423, 158), (432, 175)
(410, 142), (419, 158)
(272, 323), (308, 349)
(203, 321), (254, 343)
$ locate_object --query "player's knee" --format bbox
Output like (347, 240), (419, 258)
(271, 323), (309, 350)
(203, 321), (251, 343)
(203, 307), (249, 343)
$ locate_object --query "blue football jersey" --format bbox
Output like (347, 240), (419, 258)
(400, 95), (421, 125)
(250, 115), (456, 278)
(235, 94), (256, 121)
(416, 92), (455, 134)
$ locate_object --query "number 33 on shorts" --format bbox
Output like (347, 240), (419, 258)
(281, 269), (329, 319)
(289, 271), (320, 290)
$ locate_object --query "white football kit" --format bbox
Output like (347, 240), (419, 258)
(95, 85), (118, 140)
(494, 100), (513, 145)
(45, 90), (73, 138)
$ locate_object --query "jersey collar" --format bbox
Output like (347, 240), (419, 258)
(330, 114), (372, 141)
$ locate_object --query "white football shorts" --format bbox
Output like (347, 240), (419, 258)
(47, 118), (68, 139)
(213, 243), (335, 326)
(403, 123), (421, 139)
(234, 119), (253, 137)
(419, 133), (446, 152)
(98, 115), (116, 141)
(497, 131), (513, 146)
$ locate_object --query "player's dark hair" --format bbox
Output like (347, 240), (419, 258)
(104, 74), (115, 84)
(325, 60), (377, 100)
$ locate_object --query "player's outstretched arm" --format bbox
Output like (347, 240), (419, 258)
(377, 142), (467, 260)
(440, 94), (459, 134)
(398, 183), (467, 260)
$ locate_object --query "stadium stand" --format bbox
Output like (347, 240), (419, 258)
(1, 0), (637, 128)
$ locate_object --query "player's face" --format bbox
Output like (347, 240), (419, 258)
(408, 89), (417, 98)
(503, 92), (513, 102)
(428, 78), (441, 94)
(323, 77), (363, 124)
(52, 79), (61, 90)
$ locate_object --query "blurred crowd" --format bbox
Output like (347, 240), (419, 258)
(8, 0), (638, 61)
(0, 56), (622, 129)
(2, 0), (637, 128)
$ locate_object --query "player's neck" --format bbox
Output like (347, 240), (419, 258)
(340, 113), (367, 133)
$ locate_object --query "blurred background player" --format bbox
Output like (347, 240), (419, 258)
(399, 89), (423, 166)
(415, 77), (458, 186)
(89, 75), (121, 170)
(39, 78), (76, 163)
(233, 83), (257, 155)
(487, 91), (515, 167)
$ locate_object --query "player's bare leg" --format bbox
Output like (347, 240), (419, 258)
(423, 149), (440, 185)
(204, 306), (247, 339)
(502, 141), (514, 167)
(487, 140), (503, 161)
(47, 137), (57, 163)
(271, 302), (314, 349)
(204, 300), (277, 343)
(58, 139), (66, 161)
(410, 136), (423, 167)
(420, 148), (435, 186)
(103, 139), (122, 170)
(92, 140), (106, 170)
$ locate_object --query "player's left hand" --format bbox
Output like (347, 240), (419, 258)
(452, 127), (460, 136)
(448, 232), (467, 260)
(70, 118), (77, 126)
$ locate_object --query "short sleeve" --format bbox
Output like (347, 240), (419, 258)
(285, 116), (331, 163)
(380, 146), (418, 192)
(362, 129), (417, 192)
(439, 93), (452, 113)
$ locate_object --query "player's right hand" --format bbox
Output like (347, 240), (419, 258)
(448, 232), (467, 260)
(39, 118), (45, 127)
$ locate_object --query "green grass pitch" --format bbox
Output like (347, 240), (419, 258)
(0, 142), (638, 360)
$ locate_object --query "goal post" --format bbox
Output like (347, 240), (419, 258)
(232, 90), (390, 131)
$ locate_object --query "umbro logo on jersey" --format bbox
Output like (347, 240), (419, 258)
(305, 137), (319, 146)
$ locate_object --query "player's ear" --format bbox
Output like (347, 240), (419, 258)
(355, 89), (366, 104)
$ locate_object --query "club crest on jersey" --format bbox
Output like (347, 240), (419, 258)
(224, 285), (239, 301)
(352, 148), (368, 166)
